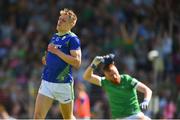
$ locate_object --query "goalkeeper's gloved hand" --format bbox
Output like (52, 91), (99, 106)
(90, 56), (103, 69)
(140, 99), (149, 110)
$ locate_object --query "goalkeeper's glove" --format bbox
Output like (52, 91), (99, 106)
(90, 56), (103, 69)
(140, 99), (149, 110)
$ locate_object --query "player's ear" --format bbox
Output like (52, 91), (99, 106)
(69, 22), (76, 29)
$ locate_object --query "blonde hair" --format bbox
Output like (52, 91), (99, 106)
(60, 8), (77, 27)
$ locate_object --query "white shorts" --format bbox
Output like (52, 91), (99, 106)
(38, 80), (74, 104)
(123, 112), (151, 120)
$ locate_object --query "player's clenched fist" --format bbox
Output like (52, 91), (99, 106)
(91, 56), (103, 69)
(42, 51), (47, 65)
(48, 43), (58, 54)
(42, 56), (46, 65)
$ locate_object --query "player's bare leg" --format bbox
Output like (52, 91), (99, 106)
(34, 93), (53, 119)
(59, 101), (75, 119)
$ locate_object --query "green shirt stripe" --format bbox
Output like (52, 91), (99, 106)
(56, 65), (70, 81)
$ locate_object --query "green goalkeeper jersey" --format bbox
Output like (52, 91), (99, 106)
(101, 74), (141, 118)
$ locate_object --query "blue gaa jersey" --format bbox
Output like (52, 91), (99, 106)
(42, 32), (81, 83)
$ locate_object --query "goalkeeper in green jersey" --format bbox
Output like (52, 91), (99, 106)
(83, 54), (152, 119)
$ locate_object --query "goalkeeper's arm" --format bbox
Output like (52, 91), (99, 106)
(137, 82), (152, 110)
(83, 56), (103, 86)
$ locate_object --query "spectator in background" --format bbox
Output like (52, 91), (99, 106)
(0, 104), (15, 119)
(163, 98), (176, 119)
(91, 100), (104, 119)
(74, 82), (91, 119)
(34, 8), (81, 119)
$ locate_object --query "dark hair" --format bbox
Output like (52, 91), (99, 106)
(103, 63), (114, 71)
(102, 53), (115, 71)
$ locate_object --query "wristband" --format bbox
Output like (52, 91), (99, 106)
(143, 98), (150, 103)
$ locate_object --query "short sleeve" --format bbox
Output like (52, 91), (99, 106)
(69, 37), (81, 50)
(125, 74), (139, 89)
(130, 78), (139, 88)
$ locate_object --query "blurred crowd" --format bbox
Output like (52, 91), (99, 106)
(0, 0), (180, 119)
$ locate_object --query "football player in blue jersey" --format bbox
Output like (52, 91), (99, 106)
(34, 8), (81, 119)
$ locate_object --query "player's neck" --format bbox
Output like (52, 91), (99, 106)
(57, 30), (71, 36)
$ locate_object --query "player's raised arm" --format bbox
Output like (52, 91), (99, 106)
(83, 56), (103, 86)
